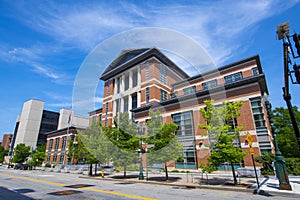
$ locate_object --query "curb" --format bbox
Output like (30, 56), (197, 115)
(79, 175), (255, 194)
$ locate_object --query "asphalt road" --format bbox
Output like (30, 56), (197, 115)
(0, 167), (296, 200)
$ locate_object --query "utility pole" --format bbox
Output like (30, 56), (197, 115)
(276, 22), (300, 151)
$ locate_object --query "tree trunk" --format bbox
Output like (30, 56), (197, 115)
(164, 163), (169, 180)
(231, 163), (237, 185)
(89, 163), (93, 176)
(95, 164), (97, 176)
(123, 165), (127, 178)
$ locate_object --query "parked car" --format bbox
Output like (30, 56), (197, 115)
(14, 163), (28, 170)
(100, 166), (115, 174)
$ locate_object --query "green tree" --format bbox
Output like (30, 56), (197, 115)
(11, 143), (31, 163)
(67, 136), (89, 164)
(255, 152), (275, 175)
(272, 106), (300, 158)
(79, 121), (113, 176)
(198, 100), (246, 185)
(32, 145), (47, 167)
(0, 146), (9, 163)
(145, 110), (183, 180)
(105, 113), (139, 177)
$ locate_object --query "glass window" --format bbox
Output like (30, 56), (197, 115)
(160, 64), (167, 84)
(59, 153), (65, 164)
(124, 96), (128, 113)
(125, 74), (129, 90)
(145, 61), (149, 81)
(171, 91), (178, 99)
(61, 136), (67, 150)
(252, 67), (259, 75)
(202, 79), (217, 90)
(172, 111), (194, 137)
(183, 86), (196, 95)
(48, 139), (53, 151)
(105, 102), (108, 115)
(54, 138), (59, 151)
(146, 87), (150, 104)
(132, 70), (138, 87)
(224, 72), (243, 84)
(132, 93), (137, 109)
(160, 89), (168, 101)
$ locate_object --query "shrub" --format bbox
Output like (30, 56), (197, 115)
(45, 163), (51, 168)
(285, 158), (300, 175)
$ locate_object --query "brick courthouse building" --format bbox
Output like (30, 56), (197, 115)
(90, 47), (273, 169)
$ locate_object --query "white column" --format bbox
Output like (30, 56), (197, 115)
(121, 75), (125, 92)
(113, 100), (116, 117)
(114, 78), (118, 94)
(128, 94), (132, 115)
(120, 96), (124, 114)
(129, 70), (133, 89)
(137, 91), (141, 108)
(138, 65), (141, 85)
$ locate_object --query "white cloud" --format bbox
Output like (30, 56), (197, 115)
(4, 0), (300, 76)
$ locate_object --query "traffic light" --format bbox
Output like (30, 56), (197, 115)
(293, 34), (300, 57)
(294, 64), (300, 84)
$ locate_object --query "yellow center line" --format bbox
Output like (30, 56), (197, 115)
(0, 173), (158, 200)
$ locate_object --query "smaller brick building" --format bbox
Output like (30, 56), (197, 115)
(1, 134), (13, 151)
(45, 127), (83, 165)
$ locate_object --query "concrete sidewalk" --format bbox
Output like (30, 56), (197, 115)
(80, 171), (300, 198)
(256, 176), (300, 198)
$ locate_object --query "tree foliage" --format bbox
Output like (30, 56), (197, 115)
(145, 110), (183, 180)
(32, 145), (46, 167)
(198, 100), (246, 185)
(272, 106), (300, 158)
(0, 146), (8, 163)
(67, 136), (89, 164)
(105, 113), (139, 177)
(79, 121), (113, 165)
(11, 143), (31, 163)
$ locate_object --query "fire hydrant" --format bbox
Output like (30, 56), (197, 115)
(101, 169), (104, 178)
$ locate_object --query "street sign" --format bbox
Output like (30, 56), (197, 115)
(250, 147), (255, 155)
(245, 132), (253, 146)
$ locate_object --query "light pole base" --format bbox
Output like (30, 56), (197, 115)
(279, 183), (292, 190)
(138, 173), (144, 180)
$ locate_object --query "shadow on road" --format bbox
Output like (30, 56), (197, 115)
(0, 186), (35, 199)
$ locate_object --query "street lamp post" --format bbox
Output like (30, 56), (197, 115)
(137, 122), (144, 180)
(263, 93), (292, 190)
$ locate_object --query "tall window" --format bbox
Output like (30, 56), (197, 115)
(146, 87), (150, 104)
(160, 89), (168, 101)
(250, 97), (266, 129)
(160, 64), (167, 84)
(54, 138), (59, 151)
(123, 96), (128, 113)
(145, 61), (149, 81)
(116, 77), (121, 93)
(171, 91), (178, 99)
(252, 67), (259, 76)
(53, 154), (57, 164)
(106, 80), (110, 95)
(61, 136), (67, 150)
(59, 153), (65, 164)
(99, 114), (102, 122)
(250, 97), (272, 153)
(132, 70), (138, 87)
(105, 102), (108, 115)
(183, 86), (196, 95)
(48, 139), (53, 151)
(132, 93), (137, 109)
(202, 79), (217, 90)
(172, 111), (194, 136)
(125, 74), (129, 90)
(224, 72), (243, 84)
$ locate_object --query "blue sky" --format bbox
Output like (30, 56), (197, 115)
(1, 0), (300, 140)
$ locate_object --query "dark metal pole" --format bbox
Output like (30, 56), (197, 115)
(282, 42), (300, 150)
(251, 152), (260, 188)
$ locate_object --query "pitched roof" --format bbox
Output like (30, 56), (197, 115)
(100, 47), (189, 80)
